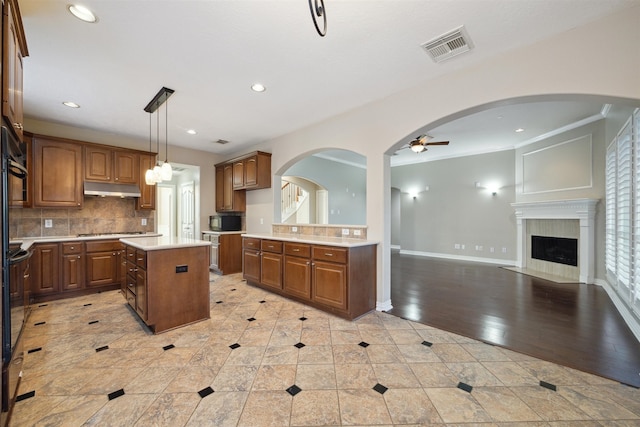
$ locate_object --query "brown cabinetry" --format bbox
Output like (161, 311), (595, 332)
(31, 243), (60, 296)
(136, 153), (156, 210)
(33, 136), (83, 208)
(215, 151), (270, 212)
(243, 237), (376, 319)
(9, 132), (30, 207)
(86, 240), (121, 288)
(85, 146), (138, 184)
(61, 242), (84, 291)
(2, 0), (28, 140)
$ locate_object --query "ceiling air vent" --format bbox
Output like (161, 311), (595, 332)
(421, 26), (474, 63)
(214, 139), (230, 145)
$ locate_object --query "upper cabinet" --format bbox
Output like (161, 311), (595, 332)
(2, 0), (28, 141)
(33, 136), (84, 208)
(136, 153), (156, 210)
(9, 132), (30, 207)
(215, 151), (271, 212)
(85, 146), (139, 184)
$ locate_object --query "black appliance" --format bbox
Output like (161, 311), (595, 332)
(1, 125), (30, 416)
(209, 214), (242, 232)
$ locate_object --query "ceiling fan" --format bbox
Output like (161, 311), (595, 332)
(405, 134), (450, 153)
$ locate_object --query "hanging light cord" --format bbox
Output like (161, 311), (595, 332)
(165, 101), (169, 162)
(156, 108), (160, 164)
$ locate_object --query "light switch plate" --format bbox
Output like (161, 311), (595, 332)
(141, 218), (147, 226)
(44, 219), (53, 228)
(342, 228), (349, 236)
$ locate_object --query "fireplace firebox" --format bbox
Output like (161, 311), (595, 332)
(531, 235), (578, 267)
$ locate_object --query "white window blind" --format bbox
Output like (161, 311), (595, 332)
(616, 118), (632, 290)
(633, 109), (640, 313)
(606, 141), (617, 276)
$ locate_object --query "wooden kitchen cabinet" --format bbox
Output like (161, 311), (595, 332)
(260, 240), (283, 290)
(85, 146), (138, 184)
(31, 243), (60, 296)
(232, 160), (244, 189)
(33, 136), (83, 208)
(2, 0), (28, 141)
(243, 237), (376, 319)
(85, 240), (121, 288)
(61, 242), (85, 291)
(215, 164), (245, 212)
(136, 153), (156, 210)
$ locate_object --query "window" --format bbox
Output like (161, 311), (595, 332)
(606, 109), (639, 316)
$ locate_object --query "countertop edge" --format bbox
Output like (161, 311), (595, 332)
(11, 233), (162, 251)
(120, 237), (211, 251)
(241, 233), (379, 248)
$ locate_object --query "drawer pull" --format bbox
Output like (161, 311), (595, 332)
(293, 248), (300, 252)
(325, 253), (333, 256)
(268, 245), (274, 248)
(137, 258), (143, 261)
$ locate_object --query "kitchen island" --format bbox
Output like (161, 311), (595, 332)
(120, 236), (211, 333)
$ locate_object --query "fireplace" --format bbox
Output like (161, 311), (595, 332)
(511, 199), (598, 283)
(531, 235), (578, 267)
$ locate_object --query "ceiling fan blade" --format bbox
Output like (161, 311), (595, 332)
(424, 141), (449, 146)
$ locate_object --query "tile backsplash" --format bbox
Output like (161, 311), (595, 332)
(9, 197), (155, 238)
(272, 223), (367, 240)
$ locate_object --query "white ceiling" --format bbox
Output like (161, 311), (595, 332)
(19, 0), (638, 165)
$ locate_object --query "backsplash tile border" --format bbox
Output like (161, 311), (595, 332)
(272, 223), (367, 239)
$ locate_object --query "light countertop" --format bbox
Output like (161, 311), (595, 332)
(11, 233), (161, 251)
(241, 232), (378, 248)
(201, 230), (245, 235)
(120, 235), (211, 251)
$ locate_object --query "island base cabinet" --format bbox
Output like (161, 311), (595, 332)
(312, 261), (347, 311)
(127, 245), (210, 334)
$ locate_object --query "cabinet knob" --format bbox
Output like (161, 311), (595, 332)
(77, 203), (80, 206)
(113, 252), (116, 256)
(306, 261), (310, 265)
(114, 177), (117, 181)
(70, 246), (74, 250)
(77, 255), (81, 259)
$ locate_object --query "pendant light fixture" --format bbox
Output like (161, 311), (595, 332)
(143, 87), (175, 184)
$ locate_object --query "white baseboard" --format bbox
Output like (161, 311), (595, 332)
(597, 278), (640, 343)
(376, 299), (393, 312)
(398, 249), (516, 266)
(390, 245), (401, 251)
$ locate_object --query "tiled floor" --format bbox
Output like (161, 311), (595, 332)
(11, 273), (640, 426)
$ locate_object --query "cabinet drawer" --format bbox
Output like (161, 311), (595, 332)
(86, 240), (121, 253)
(62, 242), (84, 255)
(126, 274), (136, 295)
(135, 250), (146, 268)
(243, 238), (261, 250)
(126, 288), (136, 307)
(312, 246), (348, 264)
(285, 242), (311, 258)
(261, 240), (283, 254)
(126, 246), (136, 261)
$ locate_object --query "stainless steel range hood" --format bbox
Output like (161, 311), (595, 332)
(83, 181), (141, 198)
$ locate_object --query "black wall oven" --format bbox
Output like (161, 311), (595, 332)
(1, 125), (30, 417)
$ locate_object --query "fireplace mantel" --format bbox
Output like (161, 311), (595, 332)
(511, 199), (599, 283)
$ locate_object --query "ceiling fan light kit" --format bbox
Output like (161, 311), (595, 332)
(405, 134), (450, 154)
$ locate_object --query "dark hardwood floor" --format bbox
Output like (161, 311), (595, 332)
(388, 252), (640, 388)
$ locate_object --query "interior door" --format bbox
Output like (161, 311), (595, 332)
(157, 184), (176, 237)
(180, 181), (195, 239)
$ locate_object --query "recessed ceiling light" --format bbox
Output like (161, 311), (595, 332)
(251, 83), (266, 93)
(515, 128), (525, 133)
(62, 101), (80, 108)
(68, 4), (97, 23)
(186, 129), (197, 135)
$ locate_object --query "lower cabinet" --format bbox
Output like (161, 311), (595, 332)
(30, 239), (123, 303)
(243, 237), (376, 319)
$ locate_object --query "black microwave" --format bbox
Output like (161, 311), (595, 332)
(209, 215), (242, 231)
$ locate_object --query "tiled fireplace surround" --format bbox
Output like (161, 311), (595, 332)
(511, 199), (599, 283)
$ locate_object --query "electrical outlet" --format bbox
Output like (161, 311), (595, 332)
(291, 226), (298, 232)
(454, 244), (460, 249)
(353, 229), (361, 236)
(141, 218), (147, 226)
(502, 247), (507, 253)
(260, 218), (264, 225)
(342, 228), (349, 236)
(475, 245), (483, 251)
(490, 247), (495, 253)
(461, 244), (465, 250)
(44, 219), (53, 228)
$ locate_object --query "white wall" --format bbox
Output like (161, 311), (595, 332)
(238, 6), (640, 309)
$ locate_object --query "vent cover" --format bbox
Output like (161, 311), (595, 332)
(214, 139), (230, 145)
(421, 26), (474, 63)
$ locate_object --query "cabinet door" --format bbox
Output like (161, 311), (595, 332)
(31, 244), (60, 295)
(312, 260), (348, 311)
(84, 146), (112, 181)
(2, 0), (25, 139)
(244, 156), (258, 188)
(233, 160), (244, 189)
(215, 166), (224, 211)
(136, 153), (156, 210)
(33, 138), (83, 208)
(261, 252), (283, 290)
(136, 268), (147, 320)
(86, 251), (118, 287)
(9, 260), (22, 301)
(114, 151), (138, 184)
(284, 256), (311, 300)
(62, 254), (84, 291)
(223, 164), (234, 210)
(243, 249), (261, 283)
